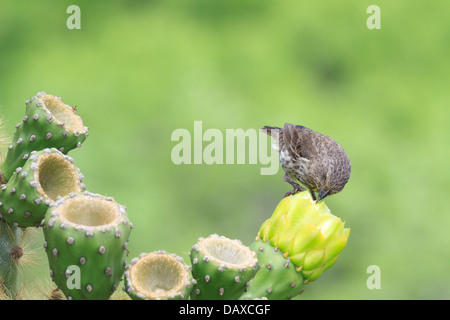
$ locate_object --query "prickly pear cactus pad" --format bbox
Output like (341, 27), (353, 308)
(256, 191), (350, 283)
(124, 250), (193, 300)
(239, 239), (304, 300)
(42, 192), (132, 300)
(0, 148), (85, 228)
(0, 91), (88, 181)
(190, 234), (259, 300)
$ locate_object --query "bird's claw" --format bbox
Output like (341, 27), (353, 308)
(284, 186), (305, 198)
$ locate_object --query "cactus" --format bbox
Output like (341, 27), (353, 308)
(0, 91), (88, 182)
(42, 192), (133, 300)
(190, 234), (259, 300)
(0, 148), (85, 228)
(256, 191), (350, 282)
(0, 118), (22, 299)
(240, 191), (350, 300)
(239, 239), (304, 300)
(124, 250), (193, 300)
(0, 220), (21, 298)
(0, 91), (352, 300)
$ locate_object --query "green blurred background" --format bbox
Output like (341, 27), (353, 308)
(1, 0), (449, 299)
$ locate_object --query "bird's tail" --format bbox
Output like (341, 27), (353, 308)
(260, 126), (282, 136)
(260, 126), (282, 152)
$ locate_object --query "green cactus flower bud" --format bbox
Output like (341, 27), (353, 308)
(42, 192), (133, 300)
(0, 148), (85, 228)
(256, 191), (350, 283)
(124, 250), (193, 300)
(190, 234), (259, 300)
(0, 91), (88, 181)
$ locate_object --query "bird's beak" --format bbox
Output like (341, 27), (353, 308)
(318, 190), (330, 202)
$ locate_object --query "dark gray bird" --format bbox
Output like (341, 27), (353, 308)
(261, 123), (351, 202)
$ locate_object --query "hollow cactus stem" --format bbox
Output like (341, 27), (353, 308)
(0, 91), (88, 181)
(42, 192), (133, 300)
(124, 250), (193, 300)
(190, 234), (259, 300)
(0, 220), (21, 298)
(0, 148), (85, 228)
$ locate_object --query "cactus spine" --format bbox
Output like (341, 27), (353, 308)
(0, 148), (85, 228)
(0, 117), (22, 299)
(0, 91), (88, 181)
(190, 234), (259, 300)
(0, 220), (21, 297)
(42, 192), (132, 300)
(124, 250), (193, 300)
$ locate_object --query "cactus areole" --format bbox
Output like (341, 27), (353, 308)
(124, 251), (193, 300)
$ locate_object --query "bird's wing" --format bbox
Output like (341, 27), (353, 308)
(282, 123), (314, 161)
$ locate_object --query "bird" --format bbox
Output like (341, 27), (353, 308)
(261, 123), (351, 202)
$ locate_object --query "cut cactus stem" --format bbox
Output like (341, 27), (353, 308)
(124, 250), (193, 300)
(0, 220), (21, 298)
(0, 148), (85, 228)
(190, 234), (259, 300)
(256, 191), (350, 283)
(42, 192), (133, 300)
(0, 91), (88, 181)
(239, 239), (304, 300)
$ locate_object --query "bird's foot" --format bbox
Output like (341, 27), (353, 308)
(284, 185), (305, 198)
